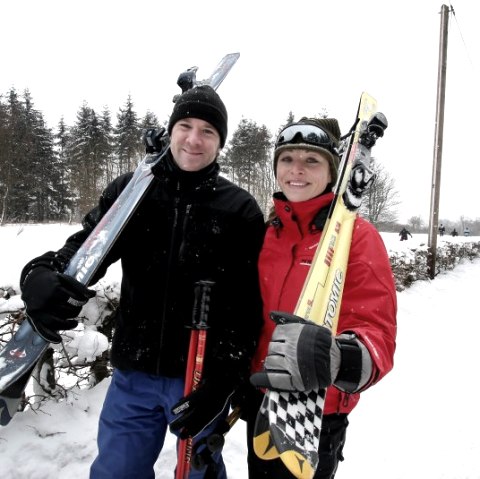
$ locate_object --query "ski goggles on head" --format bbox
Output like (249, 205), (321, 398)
(275, 124), (335, 154)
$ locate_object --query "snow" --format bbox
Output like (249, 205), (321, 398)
(1, 223), (479, 478)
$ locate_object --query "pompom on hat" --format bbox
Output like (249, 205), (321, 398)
(273, 117), (342, 185)
(168, 85), (228, 148)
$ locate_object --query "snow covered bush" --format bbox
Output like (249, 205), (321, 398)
(388, 240), (480, 291)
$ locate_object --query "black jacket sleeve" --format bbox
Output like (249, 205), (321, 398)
(20, 173), (134, 288)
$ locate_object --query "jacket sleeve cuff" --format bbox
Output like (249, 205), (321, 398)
(334, 333), (372, 393)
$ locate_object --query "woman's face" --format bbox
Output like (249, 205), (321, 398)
(276, 148), (332, 202)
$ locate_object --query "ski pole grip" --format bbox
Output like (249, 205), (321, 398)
(190, 280), (215, 330)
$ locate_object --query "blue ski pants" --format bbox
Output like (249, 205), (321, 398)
(90, 369), (229, 479)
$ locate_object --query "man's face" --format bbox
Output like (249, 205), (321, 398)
(169, 117), (221, 171)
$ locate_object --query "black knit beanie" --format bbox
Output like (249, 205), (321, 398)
(273, 117), (342, 185)
(167, 85), (228, 148)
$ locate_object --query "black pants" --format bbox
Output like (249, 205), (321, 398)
(244, 388), (348, 479)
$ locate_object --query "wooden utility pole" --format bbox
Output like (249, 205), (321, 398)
(427, 4), (451, 279)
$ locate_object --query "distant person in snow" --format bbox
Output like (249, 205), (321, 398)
(451, 228), (458, 237)
(439, 224), (445, 236)
(399, 227), (412, 241)
(464, 226), (471, 236)
(19, 86), (265, 478)
(239, 117), (397, 478)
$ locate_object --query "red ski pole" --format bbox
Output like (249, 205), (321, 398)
(176, 280), (214, 479)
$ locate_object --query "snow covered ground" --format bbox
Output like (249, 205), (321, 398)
(1, 223), (479, 478)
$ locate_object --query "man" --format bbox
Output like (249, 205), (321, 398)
(20, 85), (265, 478)
(399, 227), (412, 241)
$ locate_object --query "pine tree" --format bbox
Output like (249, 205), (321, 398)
(0, 95), (10, 224)
(220, 119), (273, 215)
(98, 107), (115, 185)
(140, 110), (161, 130)
(2, 90), (58, 222)
(2, 88), (26, 222)
(114, 95), (142, 174)
(68, 102), (106, 218)
(54, 117), (75, 221)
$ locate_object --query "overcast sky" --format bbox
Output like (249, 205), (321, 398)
(2, 0), (479, 224)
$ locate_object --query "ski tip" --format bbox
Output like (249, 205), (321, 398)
(212, 52), (240, 69)
(253, 430), (280, 460)
(361, 90), (374, 98)
(0, 396), (19, 426)
(359, 91), (378, 110)
(253, 407), (280, 460)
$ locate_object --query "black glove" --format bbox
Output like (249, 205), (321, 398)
(21, 266), (96, 343)
(171, 380), (233, 439)
(230, 381), (260, 421)
(250, 311), (340, 392)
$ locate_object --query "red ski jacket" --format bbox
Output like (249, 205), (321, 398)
(251, 192), (397, 415)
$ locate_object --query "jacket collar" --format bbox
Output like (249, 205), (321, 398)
(152, 150), (219, 192)
(272, 192), (334, 234)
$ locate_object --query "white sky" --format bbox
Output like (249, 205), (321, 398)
(1, 224), (480, 477)
(2, 0), (479, 224)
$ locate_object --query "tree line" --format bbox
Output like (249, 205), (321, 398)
(0, 88), (398, 225)
(0, 88), (161, 223)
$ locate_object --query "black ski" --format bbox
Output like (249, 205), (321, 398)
(0, 52), (240, 426)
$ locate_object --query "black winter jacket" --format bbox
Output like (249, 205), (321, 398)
(21, 153), (265, 387)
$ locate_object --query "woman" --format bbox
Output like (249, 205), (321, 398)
(247, 117), (397, 478)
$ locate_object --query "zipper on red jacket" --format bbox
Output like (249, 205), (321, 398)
(341, 392), (350, 409)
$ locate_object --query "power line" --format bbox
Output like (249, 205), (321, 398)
(448, 3), (475, 70)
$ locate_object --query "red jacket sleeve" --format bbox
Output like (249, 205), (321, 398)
(338, 217), (397, 388)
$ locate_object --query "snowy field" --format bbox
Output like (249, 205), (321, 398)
(1, 223), (479, 478)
